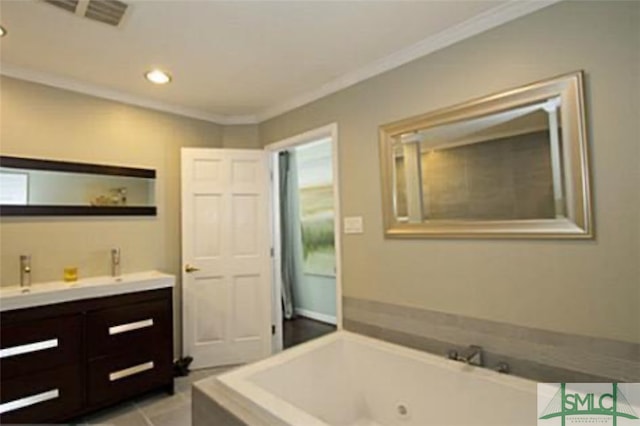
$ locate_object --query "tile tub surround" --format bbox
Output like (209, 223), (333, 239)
(343, 297), (639, 383)
(193, 386), (246, 426)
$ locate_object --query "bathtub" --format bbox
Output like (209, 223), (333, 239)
(193, 331), (538, 426)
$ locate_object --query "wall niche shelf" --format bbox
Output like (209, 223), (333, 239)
(0, 156), (157, 217)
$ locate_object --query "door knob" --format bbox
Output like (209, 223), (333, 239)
(185, 264), (200, 273)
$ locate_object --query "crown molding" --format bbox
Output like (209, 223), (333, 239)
(1, 0), (560, 126)
(0, 64), (259, 125)
(257, 0), (561, 122)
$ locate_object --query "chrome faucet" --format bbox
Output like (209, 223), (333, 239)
(20, 255), (31, 291)
(111, 248), (121, 277)
(448, 345), (484, 367)
(495, 361), (510, 374)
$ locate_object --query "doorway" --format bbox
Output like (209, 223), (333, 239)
(266, 123), (342, 352)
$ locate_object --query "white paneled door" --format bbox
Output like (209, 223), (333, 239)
(181, 148), (271, 369)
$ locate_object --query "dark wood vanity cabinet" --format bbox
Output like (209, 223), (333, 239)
(0, 315), (84, 423)
(0, 288), (174, 424)
(85, 296), (173, 407)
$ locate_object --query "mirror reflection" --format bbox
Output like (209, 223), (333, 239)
(393, 99), (564, 223)
(0, 167), (155, 207)
(0, 156), (157, 216)
(379, 72), (592, 238)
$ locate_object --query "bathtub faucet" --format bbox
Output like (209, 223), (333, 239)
(448, 345), (484, 367)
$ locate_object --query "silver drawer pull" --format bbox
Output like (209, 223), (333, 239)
(0, 338), (59, 359)
(109, 361), (154, 381)
(109, 319), (154, 335)
(0, 389), (60, 414)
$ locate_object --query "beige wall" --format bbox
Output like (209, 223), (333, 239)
(222, 124), (260, 149)
(1, 1), (637, 358)
(260, 1), (640, 343)
(0, 76), (228, 355)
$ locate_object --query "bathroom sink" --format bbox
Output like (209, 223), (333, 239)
(0, 270), (174, 312)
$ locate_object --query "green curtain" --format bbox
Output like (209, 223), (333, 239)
(279, 151), (304, 320)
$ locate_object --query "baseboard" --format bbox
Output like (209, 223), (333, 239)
(294, 308), (337, 325)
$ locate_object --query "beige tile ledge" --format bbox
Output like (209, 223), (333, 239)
(343, 297), (639, 382)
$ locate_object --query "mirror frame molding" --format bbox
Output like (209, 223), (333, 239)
(0, 156), (157, 216)
(379, 71), (593, 239)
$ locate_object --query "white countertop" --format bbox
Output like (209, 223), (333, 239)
(0, 270), (175, 312)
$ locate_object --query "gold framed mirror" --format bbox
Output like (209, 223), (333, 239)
(379, 71), (592, 239)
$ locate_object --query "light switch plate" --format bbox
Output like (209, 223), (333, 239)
(344, 216), (364, 234)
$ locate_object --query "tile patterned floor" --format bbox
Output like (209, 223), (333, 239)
(71, 367), (233, 426)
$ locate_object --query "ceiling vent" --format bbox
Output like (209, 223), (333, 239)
(43, 0), (128, 27)
(44, 0), (79, 13)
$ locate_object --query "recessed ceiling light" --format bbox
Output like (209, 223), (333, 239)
(0, 25), (7, 38)
(144, 69), (172, 85)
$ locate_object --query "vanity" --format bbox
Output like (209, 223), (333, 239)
(0, 271), (175, 424)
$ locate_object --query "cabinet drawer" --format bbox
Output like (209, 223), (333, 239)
(87, 299), (171, 358)
(0, 365), (82, 424)
(0, 315), (81, 379)
(87, 349), (172, 406)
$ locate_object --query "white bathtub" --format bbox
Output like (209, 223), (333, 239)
(193, 331), (538, 426)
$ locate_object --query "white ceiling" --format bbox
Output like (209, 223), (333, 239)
(0, 0), (557, 124)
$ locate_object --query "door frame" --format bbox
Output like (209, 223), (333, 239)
(265, 123), (342, 353)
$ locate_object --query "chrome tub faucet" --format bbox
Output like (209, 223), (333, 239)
(448, 345), (484, 367)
